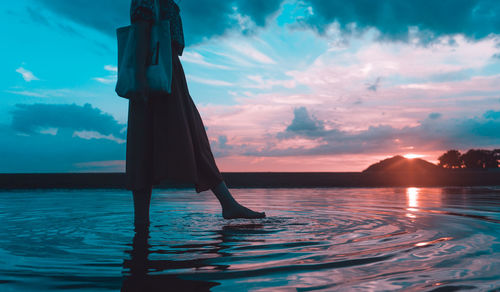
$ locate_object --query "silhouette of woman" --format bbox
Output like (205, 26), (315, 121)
(126, 0), (265, 230)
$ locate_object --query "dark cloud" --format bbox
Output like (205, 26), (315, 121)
(428, 113), (442, 120)
(366, 77), (382, 92)
(34, 0), (127, 36)
(301, 0), (500, 43)
(249, 108), (500, 157)
(218, 135), (231, 149)
(34, 0), (282, 45)
(32, 0), (500, 45)
(210, 135), (234, 157)
(182, 0), (282, 39)
(483, 110), (500, 119)
(0, 123), (125, 172)
(277, 107), (326, 139)
(10, 103), (126, 139)
(237, 0), (282, 26)
(2, 103), (127, 172)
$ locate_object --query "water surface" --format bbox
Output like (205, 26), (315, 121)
(1, 187), (500, 291)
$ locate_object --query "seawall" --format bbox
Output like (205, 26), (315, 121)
(0, 171), (499, 189)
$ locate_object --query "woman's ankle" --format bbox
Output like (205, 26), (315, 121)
(132, 186), (152, 230)
(211, 181), (240, 207)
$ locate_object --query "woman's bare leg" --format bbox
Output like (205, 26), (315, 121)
(211, 181), (266, 219)
(132, 185), (153, 232)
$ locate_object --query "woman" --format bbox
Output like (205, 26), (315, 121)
(126, 0), (265, 229)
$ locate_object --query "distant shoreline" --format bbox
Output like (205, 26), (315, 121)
(0, 171), (499, 189)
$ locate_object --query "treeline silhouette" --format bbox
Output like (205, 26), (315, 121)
(438, 149), (500, 169)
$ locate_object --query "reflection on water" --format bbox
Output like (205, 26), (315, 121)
(121, 229), (220, 291)
(406, 187), (419, 218)
(407, 187), (419, 208)
(1, 187), (500, 291)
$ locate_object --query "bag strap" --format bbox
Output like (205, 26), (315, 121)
(153, 0), (160, 23)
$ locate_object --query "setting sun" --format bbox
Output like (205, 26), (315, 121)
(404, 154), (425, 159)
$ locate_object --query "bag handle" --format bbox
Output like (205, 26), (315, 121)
(153, 0), (161, 23)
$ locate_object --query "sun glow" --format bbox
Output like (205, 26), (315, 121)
(403, 153), (424, 159)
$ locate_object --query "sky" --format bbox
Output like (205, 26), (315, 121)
(1, 0), (500, 173)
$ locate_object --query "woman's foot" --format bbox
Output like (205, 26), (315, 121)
(211, 181), (266, 219)
(222, 203), (266, 219)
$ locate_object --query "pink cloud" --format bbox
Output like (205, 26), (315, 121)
(195, 34), (500, 171)
(215, 152), (442, 172)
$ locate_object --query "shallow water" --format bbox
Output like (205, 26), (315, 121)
(1, 187), (500, 291)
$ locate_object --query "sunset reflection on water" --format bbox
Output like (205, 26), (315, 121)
(406, 187), (419, 218)
(0, 187), (499, 291)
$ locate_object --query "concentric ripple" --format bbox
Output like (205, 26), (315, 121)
(1, 187), (500, 291)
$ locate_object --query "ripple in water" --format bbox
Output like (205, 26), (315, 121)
(1, 187), (500, 291)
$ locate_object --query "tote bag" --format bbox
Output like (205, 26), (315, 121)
(115, 0), (173, 100)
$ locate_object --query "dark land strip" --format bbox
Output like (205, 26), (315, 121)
(0, 171), (499, 189)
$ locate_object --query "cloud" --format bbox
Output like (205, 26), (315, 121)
(29, 0), (500, 47)
(237, 0), (282, 27)
(5, 88), (73, 98)
(244, 75), (296, 89)
(93, 77), (116, 84)
(104, 65), (117, 72)
(300, 0), (500, 43)
(181, 0), (282, 43)
(93, 65), (118, 84)
(16, 67), (39, 82)
(428, 113), (442, 120)
(277, 107), (325, 139)
(73, 160), (125, 172)
(72, 130), (125, 144)
(181, 52), (231, 70)
(283, 35), (500, 123)
(34, 0), (282, 44)
(210, 135), (235, 157)
(34, 0), (127, 36)
(483, 110), (500, 119)
(5, 90), (48, 98)
(244, 107), (500, 157)
(229, 42), (276, 64)
(218, 135), (231, 149)
(186, 75), (234, 87)
(230, 107), (500, 157)
(0, 103), (128, 172)
(366, 77), (382, 92)
(26, 6), (82, 37)
(39, 127), (58, 135)
(10, 103), (126, 141)
(0, 123), (125, 172)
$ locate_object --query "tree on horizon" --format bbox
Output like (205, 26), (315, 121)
(438, 150), (462, 169)
(438, 149), (499, 169)
(461, 149), (498, 169)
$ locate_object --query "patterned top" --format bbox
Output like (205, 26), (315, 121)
(130, 0), (185, 56)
